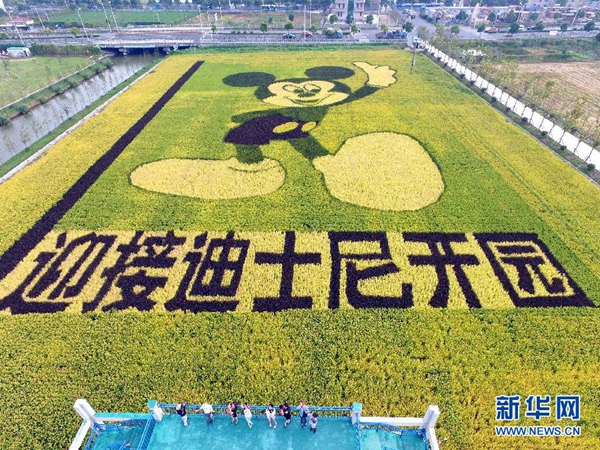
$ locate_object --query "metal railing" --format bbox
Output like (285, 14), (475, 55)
(137, 416), (157, 450)
(158, 402), (354, 418)
(360, 423), (431, 450)
(83, 419), (148, 450)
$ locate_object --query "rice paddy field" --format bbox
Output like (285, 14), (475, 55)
(44, 10), (199, 28)
(517, 60), (600, 124)
(0, 48), (598, 449)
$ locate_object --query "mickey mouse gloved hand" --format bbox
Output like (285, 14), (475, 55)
(353, 62), (397, 88)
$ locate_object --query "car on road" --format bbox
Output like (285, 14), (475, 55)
(282, 33), (295, 40)
(485, 27), (499, 33)
(300, 31), (313, 38)
(376, 29), (407, 39)
(324, 28), (343, 39)
(504, 33), (513, 37)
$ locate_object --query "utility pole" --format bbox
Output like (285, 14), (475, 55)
(77, 8), (90, 40)
(101, 1), (113, 32)
(108, 0), (120, 33)
(34, 7), (46, 29)
(6, 8), (26, 46)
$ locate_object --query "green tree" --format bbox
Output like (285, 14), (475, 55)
(211, 24), (217, 34)
(329, 14), (338, 24)
(417, 25), (430, 41)
(288, 13), (294, 22)
(309, 24), (318, 33)
(346, 13), (353, 25)
(380, 24), (389, 31)
(284, 21), (294, 30)
(351, 24), (359, 33)
(509, 22), (519, 34)
(70, 27), (81, 37)
(560, 22), (568, 32)
(268, 17), (274, 24)
(576, 10), (585, 19)
(404, 21), (414, 33)
(477, 23), (486, 37)
(584, 21), (595, 32)
(488, 11), (497, 23)
(506, 10), (517, 23)
(450, 25), (460, 35)
(455, 10), (467, 22)
(534, 21), (545, 31)
(530, 12), (539, 21)
(365, 14), (374, 25)
(260, 22), (268, 33)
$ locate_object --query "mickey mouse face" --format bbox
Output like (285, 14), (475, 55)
(222, 66), (355, 107)
(263, 80), (349, 107)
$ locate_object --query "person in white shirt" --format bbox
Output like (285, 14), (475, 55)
(243, 403), (253, 428)
(199, 403), (214, 425)
(265, 403), (277, 428)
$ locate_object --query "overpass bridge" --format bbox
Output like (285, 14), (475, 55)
(93, 35), (385, 53)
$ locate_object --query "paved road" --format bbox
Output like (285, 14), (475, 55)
(5, 21), (595, 48)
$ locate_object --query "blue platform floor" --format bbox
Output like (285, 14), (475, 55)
(147, 415), (357, 449)
(88, 414), (428, 450)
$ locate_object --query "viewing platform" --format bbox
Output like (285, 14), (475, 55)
(70, 400), (440, 450)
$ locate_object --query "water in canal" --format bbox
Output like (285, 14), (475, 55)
(0, 56), (149, 166)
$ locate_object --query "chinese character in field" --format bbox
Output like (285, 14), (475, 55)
(556, 396), (580, 421)
(328, 232), (412, 309)
(253, 231), (321, 312)
(475, 233), (593, 307)
(525, 395), (551, 420)
(165, 232), (249, 313)
(89, 231), (186, 312)
(404, 232), (480, 308)
(496, 395), (521, 421)
(0, 232), (116, 314)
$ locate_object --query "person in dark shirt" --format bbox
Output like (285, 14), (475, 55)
(310, 412), (318, 433)
(227, 401), (239, 425)
(280, 401), (292, 428)
(176, 401), (188, 427)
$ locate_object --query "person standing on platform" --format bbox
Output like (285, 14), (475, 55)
(298, 401), (310, 427)
(199, 403), (214, 425)
(266, 403), (277, 428)
(281, 401), (292, 428)
(309, 412), (318, 433)
(243, 403), (253, 428)
(227, 401), (239, 425)
(176, 401), (189, 427)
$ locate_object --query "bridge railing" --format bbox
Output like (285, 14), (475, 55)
(158, 402), (354, 418)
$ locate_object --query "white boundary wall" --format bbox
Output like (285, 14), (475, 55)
(362, 405), (440, 450)
(424, 43), (600, 168)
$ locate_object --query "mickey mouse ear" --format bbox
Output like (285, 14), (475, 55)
(222, 72), (277, 87)
(304, 66), (355, 80)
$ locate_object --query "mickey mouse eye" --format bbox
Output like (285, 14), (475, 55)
(304, 83), (322, 94)
(283, 84), (304, 94)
